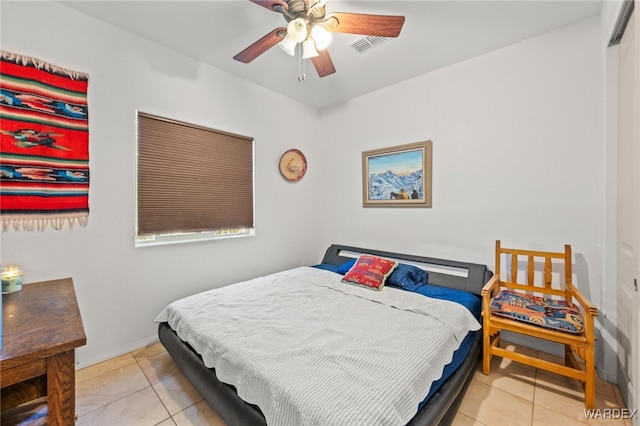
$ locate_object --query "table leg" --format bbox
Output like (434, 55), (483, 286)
(47, 350), (76, 425)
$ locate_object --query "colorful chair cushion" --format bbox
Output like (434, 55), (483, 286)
(490, 290), (584, 334)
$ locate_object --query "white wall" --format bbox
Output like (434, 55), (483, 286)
(317, 17), (614, 377)
(0, 1), (325, 367)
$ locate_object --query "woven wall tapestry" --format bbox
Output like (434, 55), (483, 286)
(0, 50), (89, 231)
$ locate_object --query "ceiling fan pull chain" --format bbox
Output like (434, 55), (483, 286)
(298, 47), (306, 81)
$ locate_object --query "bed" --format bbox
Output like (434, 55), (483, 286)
(156, 244), (492, 425)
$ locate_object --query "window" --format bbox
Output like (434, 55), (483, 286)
(136, 112), (254, 246)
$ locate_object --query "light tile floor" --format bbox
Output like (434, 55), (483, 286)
(74, 340), (631, 426)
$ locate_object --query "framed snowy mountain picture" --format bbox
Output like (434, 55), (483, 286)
(362, 141), (432, 207)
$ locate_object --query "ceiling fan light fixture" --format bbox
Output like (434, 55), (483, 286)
(311, 25), (332, 50)
(302, 38), (319, 58)
(279, 36), (297, 56)
(286, 18), (307, 43)
(235, 1), (406, 80)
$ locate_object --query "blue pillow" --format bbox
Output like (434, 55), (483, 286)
(312, 263), (341, 273)
(337, 258), (357, 275)
(386, 263), (428, 292)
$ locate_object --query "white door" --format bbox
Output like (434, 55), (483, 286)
(617, 4), (639, 420)
(635, 4), (640, 417)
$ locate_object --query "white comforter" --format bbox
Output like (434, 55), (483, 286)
(156, 266), (480, 426)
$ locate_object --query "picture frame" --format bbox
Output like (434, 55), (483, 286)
(362, 140), (432, 207)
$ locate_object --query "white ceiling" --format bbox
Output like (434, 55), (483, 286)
(59, 0), (603, 110)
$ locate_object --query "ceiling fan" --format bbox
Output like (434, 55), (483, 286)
(233, 0), (405, 78)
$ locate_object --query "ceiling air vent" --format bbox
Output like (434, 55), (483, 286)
(349, 36), (389, 54)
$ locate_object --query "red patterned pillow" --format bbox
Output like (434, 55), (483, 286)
(341, 255), (398, 291)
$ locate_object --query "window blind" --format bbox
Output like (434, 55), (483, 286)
(137, 112), (254, 237)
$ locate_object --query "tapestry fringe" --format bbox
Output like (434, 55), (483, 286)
(0, 50), (89, 80)
(2, 214), (89, 232)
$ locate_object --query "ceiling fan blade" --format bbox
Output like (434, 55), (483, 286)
(249, 0), (288, 12)
(233, 27), (286, 63)
(325, 12), (405, 38)
(311, 50), (336, 78)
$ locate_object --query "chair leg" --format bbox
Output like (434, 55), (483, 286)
(584, 344), (595, 409)
(482, 328), (492, 375)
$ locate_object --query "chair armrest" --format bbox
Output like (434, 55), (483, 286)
(481, 275), (500, 298)
(481, 275), (500, 320)
(567, 284), (598, 318)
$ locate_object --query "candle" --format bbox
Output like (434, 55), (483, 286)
(1, 265), (23, 294)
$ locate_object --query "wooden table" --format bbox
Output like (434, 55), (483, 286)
(1, 278), (86, 425)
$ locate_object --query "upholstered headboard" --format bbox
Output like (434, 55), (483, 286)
(321, 244), (492, 296)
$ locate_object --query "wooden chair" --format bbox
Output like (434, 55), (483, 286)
(481, 240), (598, 408)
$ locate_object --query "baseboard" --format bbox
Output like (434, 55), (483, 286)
(597, 362), (608, 382)
(75, 335), (160, 370)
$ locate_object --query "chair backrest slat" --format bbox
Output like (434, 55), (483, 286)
(495, 240), (572, 300)
(528, 255), (535, 285)
(564, 244), (573, 300)
(544, 257), (552, 289)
